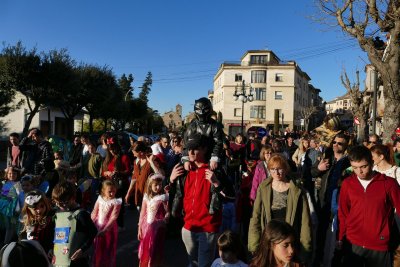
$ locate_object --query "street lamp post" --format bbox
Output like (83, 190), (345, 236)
(124, 86), (143, 101)
(124, 88), (134, 101)
(233, 80), (254, 135)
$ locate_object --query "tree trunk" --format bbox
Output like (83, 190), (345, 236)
(103, 119), (108, 132)
(382, 96), (400, 143)
(357, 118), (368, 143)
(369, 38), (400, 144)
(89, 115), (94, 134)
(22, 105), (40, 138)
(65, 117), (75, 140)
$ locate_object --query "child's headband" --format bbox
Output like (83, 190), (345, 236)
(149, 173), (165, 181)
(25, 193), (42, 207)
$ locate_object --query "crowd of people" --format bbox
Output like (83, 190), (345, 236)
(2, 100), (400, 267)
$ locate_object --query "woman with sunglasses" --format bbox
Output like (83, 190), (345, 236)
(248, 154), (312, 265)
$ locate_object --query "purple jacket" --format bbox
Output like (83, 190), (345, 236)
(250, 161), (269, 201)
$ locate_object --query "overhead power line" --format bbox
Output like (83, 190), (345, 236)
(129, 40), (361, 85)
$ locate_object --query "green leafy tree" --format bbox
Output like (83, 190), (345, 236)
(140, 108), (164, 134)
(119, 74), (134, 101)
(43, 49), (80, 139)
(0, 42), (48, 136)
(139, 72), (152, 103)
(80, 64), (117, 133)
(111, 73), (135, 131)
(133, 72), (153, 132)
(0, 56), (22, 117)
(82, 118), (106, 133)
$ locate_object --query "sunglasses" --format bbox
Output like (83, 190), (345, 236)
(332, 141), (345, 146)
(368, 141), (377, 144)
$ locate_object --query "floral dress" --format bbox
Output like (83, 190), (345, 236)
(138, 193), (169, 267)
(91, 196), (122, 267)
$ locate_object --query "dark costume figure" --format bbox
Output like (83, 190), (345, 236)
(182, 97), (224, 168)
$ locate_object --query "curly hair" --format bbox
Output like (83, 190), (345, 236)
(21, 190), (52, 234)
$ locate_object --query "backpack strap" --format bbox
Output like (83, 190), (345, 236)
(70, 209), (83, 220)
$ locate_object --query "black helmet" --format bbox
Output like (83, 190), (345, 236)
(194, 97), (212, 122)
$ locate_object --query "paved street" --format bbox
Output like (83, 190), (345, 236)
(116, 206), (188, 267)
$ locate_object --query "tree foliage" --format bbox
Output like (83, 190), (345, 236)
(79, 64), (118, 133)
(299, 106), (318, 131)
(314, 0), (400, 142)
(0, 42), (161, 137)
(118, 74), (134, 101)
(0, 41), (48, 136)
(42, 49), (82, 139)
(139, 72), (152, 103)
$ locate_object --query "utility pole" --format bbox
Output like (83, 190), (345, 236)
(372, 69), (378, 135)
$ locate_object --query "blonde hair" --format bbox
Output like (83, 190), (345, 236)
(101, 180), (118, 198)
(4, 167), (18, 181)
(298, 137), (310, 154)
(21, 191), (51, 233)
(145, 174), (164, 198)
(259, 145), (273, 161)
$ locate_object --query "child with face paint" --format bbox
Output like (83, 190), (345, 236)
(19, 190), (55, 258)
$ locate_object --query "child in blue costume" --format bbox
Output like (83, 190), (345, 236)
(0, 167), (20, 245)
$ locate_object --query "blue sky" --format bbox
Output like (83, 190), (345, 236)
(1, 0), (369, 117)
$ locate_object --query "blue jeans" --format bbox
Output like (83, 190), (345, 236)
(181, 227), (218, 267)
(220, 202), (237, 233)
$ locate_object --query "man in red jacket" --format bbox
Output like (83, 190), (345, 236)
(338, 145), (400, 267)
(170, 133), (233, 267)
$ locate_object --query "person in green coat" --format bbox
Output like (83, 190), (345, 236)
(248, 154), (312, 264)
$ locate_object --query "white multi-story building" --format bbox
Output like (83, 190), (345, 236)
(326, 93), (352, 115)
(325, 93), (354, 129)
(210, 50), (321, 136)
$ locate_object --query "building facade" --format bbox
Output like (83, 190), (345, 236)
(1, 92), (84, 139)
(325, 93), (354, 129)
(210, 50), (321, 136)
(162, 104), (183, 132)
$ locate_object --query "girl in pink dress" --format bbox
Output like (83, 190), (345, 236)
(138, 173), (169, 267)
(91, 180), (122, 267)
